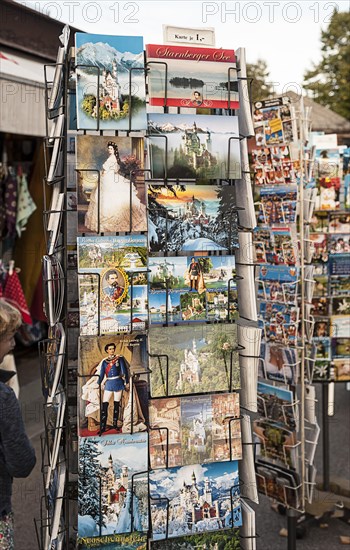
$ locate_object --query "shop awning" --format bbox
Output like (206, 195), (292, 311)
(0, 50), (54, 137)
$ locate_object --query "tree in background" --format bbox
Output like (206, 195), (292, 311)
(246, 59), (274, 103)
(303, 10), (350, 120)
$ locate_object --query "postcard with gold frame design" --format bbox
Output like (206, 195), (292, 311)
(77, 235), (148, 334)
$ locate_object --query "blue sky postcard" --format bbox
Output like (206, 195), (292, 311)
(75, 34), (146, 131)
(149, 461), (242, 540)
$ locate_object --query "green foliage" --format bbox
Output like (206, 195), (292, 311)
(303, 10), (350, 119)
(149, 325), (239, 397)
(246, 59), (274, 103)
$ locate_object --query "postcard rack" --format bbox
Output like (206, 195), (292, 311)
(249, 93), (350, 546)
(35, 25), (272, 550)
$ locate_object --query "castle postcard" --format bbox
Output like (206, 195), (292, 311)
(75, 34), (147, 131)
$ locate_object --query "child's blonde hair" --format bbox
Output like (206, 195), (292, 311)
(0, 299), (22, 339)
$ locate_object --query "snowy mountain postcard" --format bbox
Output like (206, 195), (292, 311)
(147, 114), (241, 182)
(146, 44), (239, 109)
(76, 136), (146, 234)
(149, 393), (241, 469)
(77, 235), (148, 335)
(78, 333), (149, 437)
(149, 461), (242, 540)
(148, 254), (238, 325)
(148, 324), (239, 398)
(148, 184), (238, 253)
(150, 529), (241, 549)
(75, 34), (146, 131)
(78, 433), (148, 543)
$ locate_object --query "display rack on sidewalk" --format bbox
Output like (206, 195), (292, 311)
(35, 23), (304, 550)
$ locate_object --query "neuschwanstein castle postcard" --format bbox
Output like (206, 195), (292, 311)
(149, 461), (242, 539)
(75, 34), (147, 131)
(148, 324), (239, 398)
(78, 433), (148, 542)
(149, 393), (242, 469)
(147, 114), (241, 182)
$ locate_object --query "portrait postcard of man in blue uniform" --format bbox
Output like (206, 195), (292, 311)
(78, 333), (149, 437)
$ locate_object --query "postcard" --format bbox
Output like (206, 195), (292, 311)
(328, 234), (350, 254)
(331, 297), (350, 316)
(148, 184), (238, 253)
(255, 460), (300, 508)
(79, 532), (147, 549)
(333, 358), (350, 381)
(150, 461), (242, 540)
(329, 213), (350, 234)
(41, 323), (66, 404)
(78, 433), (148, 539)
(149, 324), (239, 398)
(254, 419), (297, 469)
(149, 393), (241, 469)
(313, 360), (330, 382)
(75, 34), (146, 131)
(146, 43), (239, 109)
(258, 301), (298, 346)
(253, 97), (295, 147)
(313, 275), (328, 297)
(316, 177), (341, 211)
(76, 136), (146, 234)
(257, 265), (299, 304)
(254, 226), (298, 266)
(252, 145), (296, 186)
(77, 235), (148, 334)
(314, 319), (330, 338)
(78, 333), (148, 437)
(310, 211), (328, 233)
(46, 461), (66, 548)
(150, 530), (240, 549)
(259, 341), (298, 385)
(310, 233), (328, 263)
(328, 253), (350, 276)
(149, 255), (238, 324)
(257, 382), (296, 430)
(315, 148), (341, 179)
(331, 337), (350, 359)
(330, 276), (350, 297)
(257, 185), (298, 225)
(147, 114), (241, 181)
(314, 338), (331, 360)
(311, 297), (329, 317)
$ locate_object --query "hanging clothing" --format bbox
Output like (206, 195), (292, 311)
(3, 270), (32, 325)
(16, 174), (36, 237)
(4, 171), (17, 238)
(14, 143), (52, 309)
(0, 174), (6, 237)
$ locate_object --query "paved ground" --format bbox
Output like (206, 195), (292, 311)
(11, 349), (350, 549)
